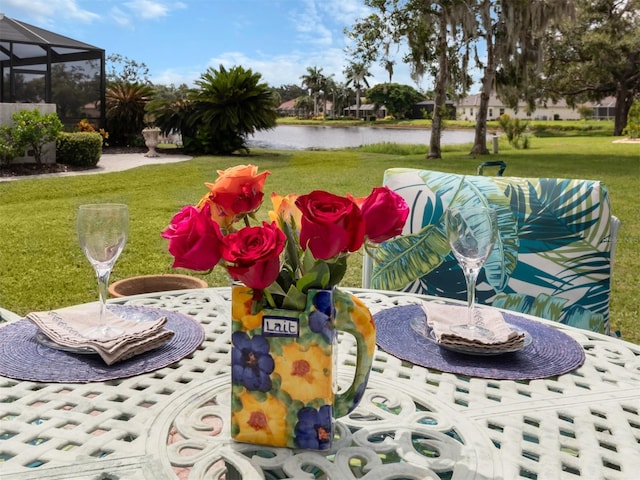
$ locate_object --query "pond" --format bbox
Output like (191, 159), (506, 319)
(248, 125), (480, 150)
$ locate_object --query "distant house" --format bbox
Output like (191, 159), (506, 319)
(456, 93), (584, 121)
(277, 99), (303, 117)
(343, 103), (387, 119)
(343, 100), (457, 120)
(591, 97), (617, 120)
(277, 98), (333, 118)
(411, 100), (456, 120)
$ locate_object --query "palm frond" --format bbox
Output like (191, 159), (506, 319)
(371, 224), (450, 291)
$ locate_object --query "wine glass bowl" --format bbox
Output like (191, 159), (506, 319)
(77, 203), (129, 339)
(445, 205), (498, 340)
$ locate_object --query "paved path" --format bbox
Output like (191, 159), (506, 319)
(0, 152), (193, 182)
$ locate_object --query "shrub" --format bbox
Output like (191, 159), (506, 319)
(623, 101), (640, 139)
(77, 119), (110, 146)
(56, 132), (103, 167)
(0, 125), (23, 166)
(187, 65), (278, 154)
(498, 113), (530, 149)
(11, 109), (63, 164)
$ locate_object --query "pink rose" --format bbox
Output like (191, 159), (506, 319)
(296, 191), (365, 259)
(222, 221), (286, 289)
(161, 204), (223, 270)
(359, 187), (409, 243)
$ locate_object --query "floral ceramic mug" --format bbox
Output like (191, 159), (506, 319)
(230, 285), (375, 450)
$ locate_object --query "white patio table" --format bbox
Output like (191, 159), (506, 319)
(1, 287), (639, 480)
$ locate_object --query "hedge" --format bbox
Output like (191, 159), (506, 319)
(56, 132), (103, 167)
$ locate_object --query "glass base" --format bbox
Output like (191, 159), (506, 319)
(450, 323), (497, 342)
(82, 325), (125, 340)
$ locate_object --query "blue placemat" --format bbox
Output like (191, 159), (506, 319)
(374, 304), (585, 380)
(0, 305), (205, 383)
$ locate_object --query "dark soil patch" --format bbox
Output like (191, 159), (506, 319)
(0, 162), (81, 178)
(1, 146), (185, 178)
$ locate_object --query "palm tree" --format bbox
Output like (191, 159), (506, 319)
(319, 73), (335, 118)
(300, 66), (325, 117)
(383, 59), (395, 83)
(344, 62), (371, 119)
(187, 65), (278, 154)
(105, 81), (153, 146)
(328, 82), (352, 118)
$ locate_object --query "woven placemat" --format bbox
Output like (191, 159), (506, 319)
(0, 305), (205, 383)
(374, 304), (585, 380)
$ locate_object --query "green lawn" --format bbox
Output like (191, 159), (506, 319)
(0, 135), (638, 342)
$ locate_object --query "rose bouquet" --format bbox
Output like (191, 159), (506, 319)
(161, 164), (409, 310)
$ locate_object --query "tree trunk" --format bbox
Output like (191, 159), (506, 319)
(428, 24), (448, 159)
(355, 87), (361, 119)
(471, 29), (496, 155)
(613, 85), (633, 136)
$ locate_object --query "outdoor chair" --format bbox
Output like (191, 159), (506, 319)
(363, 167), (620, 335)
(0, 306), (21, 323)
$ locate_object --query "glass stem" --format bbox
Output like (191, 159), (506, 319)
(464, 267), (480, 327)
(96, 268), (111, 326)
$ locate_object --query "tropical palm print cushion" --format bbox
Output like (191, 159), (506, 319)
(370, 168), (614, 334)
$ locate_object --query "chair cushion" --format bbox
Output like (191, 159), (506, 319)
(370, 168), (614, 334)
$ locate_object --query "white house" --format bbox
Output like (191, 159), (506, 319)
(456, 93), (583, 121)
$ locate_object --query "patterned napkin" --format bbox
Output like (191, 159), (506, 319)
(421, 301), (525, 350)
(26, 305), (174, 365)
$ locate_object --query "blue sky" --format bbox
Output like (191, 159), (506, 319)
(1, 0), (435, 91)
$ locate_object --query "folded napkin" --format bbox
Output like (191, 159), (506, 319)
(27, 305), (174, 365)
(421, 301), (525, 350)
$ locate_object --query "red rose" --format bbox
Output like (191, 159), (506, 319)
(222, 221), (286, 289)
(296, 191), (365, 259)
(204, 165), (270, 217)
(359, 187), (409, 243)
(161, 204), (223, 270)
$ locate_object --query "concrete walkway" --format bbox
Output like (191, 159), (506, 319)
(0, 152), (193, 182)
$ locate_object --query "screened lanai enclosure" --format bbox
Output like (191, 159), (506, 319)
(0, 13), (105, 128)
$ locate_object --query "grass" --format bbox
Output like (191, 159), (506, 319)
(0, 134), (638, 342)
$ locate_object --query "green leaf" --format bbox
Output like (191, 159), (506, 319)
(297, 261), (331, 291)
(371, 224), (450, 291)
(327, 255), (348, 286)
(282, 285), (308, 310)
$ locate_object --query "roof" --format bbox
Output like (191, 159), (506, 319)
(277, 99), (297, 109)
(0, 13), (103, 64)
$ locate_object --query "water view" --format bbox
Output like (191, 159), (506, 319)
(248, 125), (479, 150)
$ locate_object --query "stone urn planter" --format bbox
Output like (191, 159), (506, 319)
(108, 274), (208, 298)
(142, 127), (161, 157)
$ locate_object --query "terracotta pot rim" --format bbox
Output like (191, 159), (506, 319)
(108, 274), (208, 298)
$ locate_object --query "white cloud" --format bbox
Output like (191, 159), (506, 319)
(320, 0), (372, 25)
(2, 0), (99, 24)
(199, 46), (356, 89)
(110, 7), (133, 28)
(123, 0), (170, 20)
(290, 0), (333, 47)
(152, 67), (201, 87)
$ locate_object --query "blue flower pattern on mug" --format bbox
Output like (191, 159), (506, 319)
(294, 405), (333, 450)
(308, 290), (335, 344)
(231, 331), (275, 392)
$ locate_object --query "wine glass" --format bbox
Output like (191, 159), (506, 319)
(77, 204), (129, 339)
(445, 205), (498, 340)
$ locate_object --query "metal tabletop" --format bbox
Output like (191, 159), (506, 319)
(2, 287), (640, 479)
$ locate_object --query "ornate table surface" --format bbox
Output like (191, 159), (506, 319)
(2, 287), (640, 480)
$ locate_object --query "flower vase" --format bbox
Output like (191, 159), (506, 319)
(230, 285), (375, 449)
